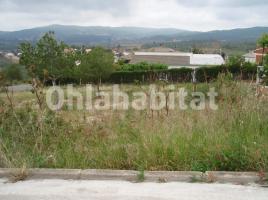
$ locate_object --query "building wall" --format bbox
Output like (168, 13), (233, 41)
(254, 48), (268, 54)
(245, 57), (256, 63)
(130, 55), (190, 66)
(254, 48), (268, 65)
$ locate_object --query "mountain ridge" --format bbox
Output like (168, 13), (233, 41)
(0, 25), (267, 50)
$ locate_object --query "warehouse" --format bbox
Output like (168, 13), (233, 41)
(130, 52), (225, 69)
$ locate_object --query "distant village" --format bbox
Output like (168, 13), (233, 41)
(1, 45), (268, 69)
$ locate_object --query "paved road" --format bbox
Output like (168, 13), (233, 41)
(7, 84), (33, 92)
(0, 179), (267, 200)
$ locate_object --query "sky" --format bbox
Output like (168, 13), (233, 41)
(0, 0), (268, 31)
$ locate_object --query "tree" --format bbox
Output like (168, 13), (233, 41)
(257, 34), (268, 66)
(0, 70), (5, 87)
(69, 49), (87, 84)
(80, 47), (114, 90)
(19, 42), (37, 76)
(221, 52), (226, 60)
(20, 32), (68, 85)
(36, 32), (67, 85)
(62, 51), (80, 83)
(3, 64), (23, 84)
(227, 55), (245, 67)
(192, 47), (204, 54)
(264, 54), (268, 67)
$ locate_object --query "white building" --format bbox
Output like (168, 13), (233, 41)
(130, 52), (225, 69)
(243, 51), (256, 63)
(4, 52), (20, 64)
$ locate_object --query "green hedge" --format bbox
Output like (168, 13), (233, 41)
(107, 63), (258, 84)
(118, 62), (168, 71)
(167, 68), (192, 82)
(49, 63), (258, 84)
(108, 70), (171, 83)
(196, 65), (224, 82)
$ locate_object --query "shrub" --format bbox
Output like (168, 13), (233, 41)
(167, 68), (192, 82)
(118, 62), (168, 72)
(196, 66), (224, 82)
(3, 64), (24, 83)
(108, 64), (258, 84)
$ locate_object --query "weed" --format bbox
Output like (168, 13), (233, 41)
(137, 170), (145, 182)
(10, 165), (28, 183)
(158, 177), (167, 183)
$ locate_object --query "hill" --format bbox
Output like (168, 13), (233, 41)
(0, 25), (267, 51)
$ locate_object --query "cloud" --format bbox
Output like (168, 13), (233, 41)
(0, 0), (267, 31)
(176, 0), (268, 8)
(0, 0), (129, 12)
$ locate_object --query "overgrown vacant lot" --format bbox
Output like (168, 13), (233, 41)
(0, 78), (268, 172)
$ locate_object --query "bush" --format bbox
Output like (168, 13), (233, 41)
(118, 62), (168, 72)
(107, 64), (258, 84)
(108, 66), (223, 83)
(227, 61), (257, 80)
(3, 64), (25, 83)
(108, 70), (170, 83)
(196, 65), (224, 82)
(168, 68), (192, 82)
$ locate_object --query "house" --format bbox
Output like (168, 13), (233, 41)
(243, 47), (268, 65)
(85, 49), (92, 53)
(113, 50), (132, 63)
(4, 52), (20, 64)
(243, 51), (256, 63)
(64, 48), (75, 54)
(254, 47), (268, 65)
(130, 52), (225, 69)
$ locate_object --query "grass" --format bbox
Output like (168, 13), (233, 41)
(0, 78), (268, 172)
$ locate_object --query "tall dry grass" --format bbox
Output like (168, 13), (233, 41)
(0, 77), (268, 172)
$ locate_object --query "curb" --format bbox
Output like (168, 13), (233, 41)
(205, 171), (267, 185)
(0, 168), (203, 183)
(80, 169), (138, 182)
(0, 168), (267, 185)
(29, 169), (82, 180)
(144, 171), (204, 183)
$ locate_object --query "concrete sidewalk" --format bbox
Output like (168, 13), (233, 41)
(0, 178), (267, 200)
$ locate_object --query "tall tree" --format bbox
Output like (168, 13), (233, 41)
(20, 32), (68, 85)
(80, 47), (114, 90)
(257, 34), (268, 66)
(19, 42), (37, 76)
(35, 32), (67, 85)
